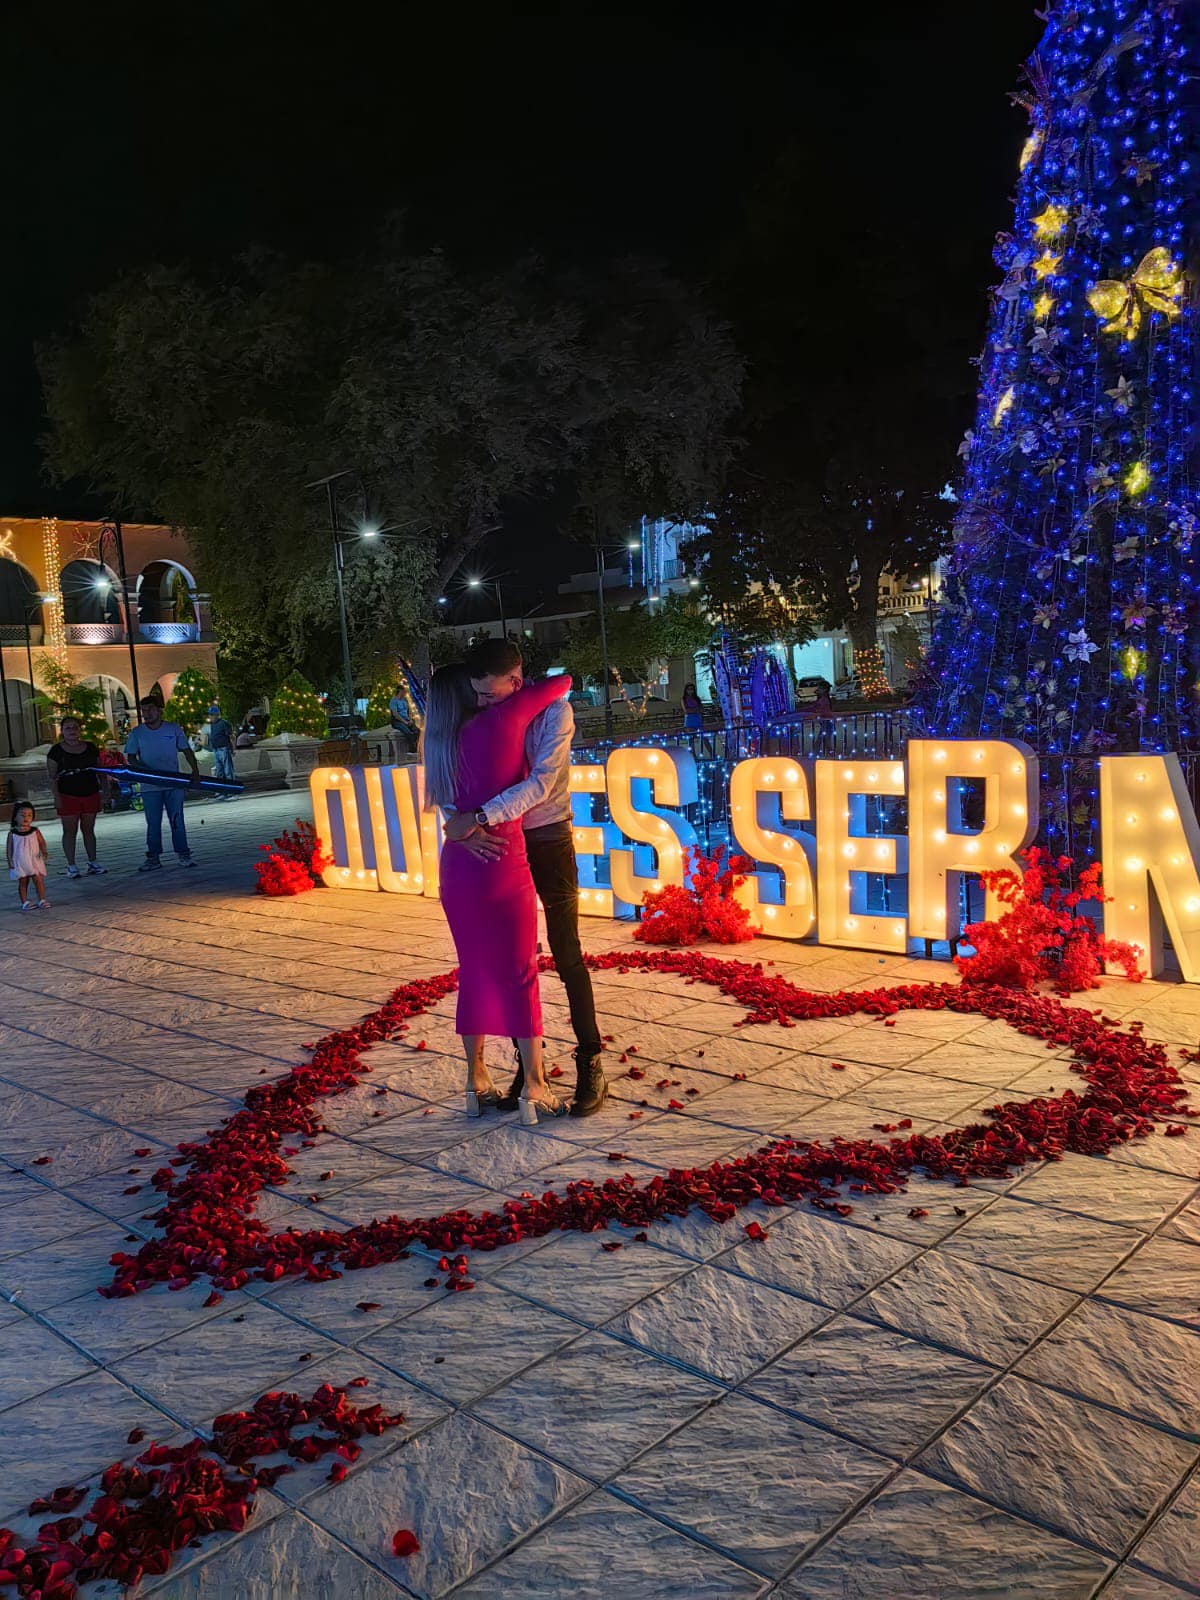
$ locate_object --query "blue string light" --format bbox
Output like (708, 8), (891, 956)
(923, 1), (1198, 857)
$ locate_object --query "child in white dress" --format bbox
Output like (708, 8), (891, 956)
(7, 802), (50, 911)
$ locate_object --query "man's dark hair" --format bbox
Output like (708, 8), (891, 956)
(464, 637), (522, 679)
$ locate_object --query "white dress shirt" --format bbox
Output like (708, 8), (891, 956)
(480, 697), (573, 831)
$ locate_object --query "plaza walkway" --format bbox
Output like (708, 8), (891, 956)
(0, 792), (1197, 1598)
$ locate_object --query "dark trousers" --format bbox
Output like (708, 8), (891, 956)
(525, 819), (601, 1056)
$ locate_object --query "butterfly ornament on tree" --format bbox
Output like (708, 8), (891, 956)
(1087, 247), (1183, 340)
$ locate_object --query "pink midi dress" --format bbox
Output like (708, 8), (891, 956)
(439, 675), (572, 1038)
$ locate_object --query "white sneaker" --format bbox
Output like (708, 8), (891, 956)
(87, 861), (107, 875)
(66, 864), (81, 879)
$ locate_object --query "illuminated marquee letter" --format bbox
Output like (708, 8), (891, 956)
(729, 757), (816, 938)
(606, 746), (699, 910)
(310, 767), (376, 890)
(570, 762), (620, 917)
(907, 739), (1038, 940)
(814, 760), (908, 952)
(366, 765), (427, 895)
(1100, 754), (1200, 982)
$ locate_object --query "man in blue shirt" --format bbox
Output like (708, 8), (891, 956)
(205, 703), (236, 790)
(125, 697), (201, 871)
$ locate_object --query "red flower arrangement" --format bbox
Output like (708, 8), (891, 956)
(98, 948), (1193, 1304)
(635, 845), (758, 945)
(956, 848), (1143, 994)
(253, 819), (331, 897)
(0, 1381), (407, 1598)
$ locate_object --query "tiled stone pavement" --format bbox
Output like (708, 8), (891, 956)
(0, 792), (1198, 1597)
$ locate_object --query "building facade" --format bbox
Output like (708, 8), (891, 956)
(0, 517), (217, 756)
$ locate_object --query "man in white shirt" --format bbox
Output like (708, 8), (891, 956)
(125, 697), (201, 871)
(442, 639), (607, 1116)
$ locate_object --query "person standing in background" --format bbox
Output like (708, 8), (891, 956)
(125, 698), (200, 871)
(681, 682), (704, 731)
(205, 704), (236, 795)
(46, 715), (107, 877)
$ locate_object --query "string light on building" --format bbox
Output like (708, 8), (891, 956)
(41, 516), (67, 663)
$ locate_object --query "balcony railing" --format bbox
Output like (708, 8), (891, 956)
(138, 622), (201, 644)
(66, 623), (126, 646)
(877, 590), (931, 613)
(0, 624), (45, 646)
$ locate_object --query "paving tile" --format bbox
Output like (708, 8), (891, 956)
(43, 1279), (260, 1362)
(682, 1079), (824, 1134)
(917, 1039), (1062, 1086)
(471, 1331), (720, 1478)
(488, 1229), (691, 1323)
(430, 1124), (581, 1187)
(0, 1316), (97, 1409)
(260, 1253), (452, 1343)
(0, 1370), (177, 1519)
(746, 1315), (993, 1459)
(0, 1219), (134, 1310)
(724, 1208), (919, 1309)
(359, 1280), (582, 1403)
(614, 1392), (890, 1576)
(1099, 1234), (1200, 1329)
(1007, 1155), (1197, 1230)
(309, 1411), (589, 1598)
(318, 1167), (492, 1226)
(611, 1262), (824, 1382)
(847, 1068), (1003, 1122)
(144, 1508), (400, 1599)
(454, 1489), (767, 1598)
(0, 1189), (113, 1258)
(1101, 1570), (1196, 1600)
(1129, 1465), (1200, 1590)
(939, 1196), (1145, 1292)
(1017, 1299), (1200, 1438)
(777, 1469), (1109, 1598)
(114, 1300), (342, 1422)
(919, 1374), (1197, 1554)
(860, 1248), (1077, 1364)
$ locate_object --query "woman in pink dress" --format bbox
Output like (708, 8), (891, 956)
(423, 665), (573, 1124)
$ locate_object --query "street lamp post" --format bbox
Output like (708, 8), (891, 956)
(466, 574), (509, 638)
(595, 546), (613, 739)
(98, 521), (143, 720)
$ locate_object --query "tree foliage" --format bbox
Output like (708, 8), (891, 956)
(557, 593), (713, 684)
(41, 238), (742, 692)
(32, 659), (110, 743)
(165, 666), (219, 735)
(687, 145), (964, 654)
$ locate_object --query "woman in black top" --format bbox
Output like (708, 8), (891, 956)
(46, 715), (107, 878)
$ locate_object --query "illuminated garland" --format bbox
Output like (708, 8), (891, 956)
(924, 1), (1200, 861)
(40, 516), (67, 664)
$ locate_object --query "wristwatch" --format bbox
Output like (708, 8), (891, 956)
(474, 808), (490, 827)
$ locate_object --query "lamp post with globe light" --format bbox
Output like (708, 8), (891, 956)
(465, 573), (510, 639)
(97, 521), (143, 721)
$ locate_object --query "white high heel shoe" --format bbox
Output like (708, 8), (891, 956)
(518, 1089), (570, 1126)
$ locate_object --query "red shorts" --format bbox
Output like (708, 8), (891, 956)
(56, 791), (102, 818)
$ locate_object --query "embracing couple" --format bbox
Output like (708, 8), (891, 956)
(422, 638), (606, 1125)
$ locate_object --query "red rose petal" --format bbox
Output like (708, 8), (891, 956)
(392, 1529), (420, 1558)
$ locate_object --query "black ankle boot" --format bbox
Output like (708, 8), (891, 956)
(571, 1052), (608, 1117)
(497, 1047), (524, 1113)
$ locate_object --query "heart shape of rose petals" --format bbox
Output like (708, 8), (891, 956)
(102, 951), (1193, 1298)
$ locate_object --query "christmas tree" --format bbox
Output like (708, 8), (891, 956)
(266, 672), (328, 738)
(165, 666), (218, 735)
(925, 4), (1200, 797)
(33, 659), (110, 744)
(365, 680), (397, 730)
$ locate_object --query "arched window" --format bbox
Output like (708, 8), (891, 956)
(59, 560), (120, 626)
(0, 558), (43, 637)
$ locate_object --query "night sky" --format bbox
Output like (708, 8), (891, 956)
(3, 0), (1040, 615)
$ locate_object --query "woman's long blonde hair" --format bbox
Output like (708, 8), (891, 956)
(420, 664), (477, 808)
